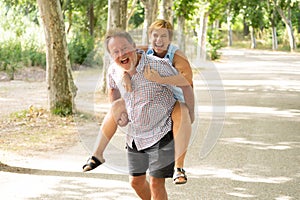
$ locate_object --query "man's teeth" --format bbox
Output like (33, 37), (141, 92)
(121, 58), (128, 64)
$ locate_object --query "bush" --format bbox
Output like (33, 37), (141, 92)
(22, 44), (46, 68)
(0, 39), (46, 79)
(207, 29), (223, 60)
(68, 33), (95, 68)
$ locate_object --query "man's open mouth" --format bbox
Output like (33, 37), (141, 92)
(121, 57), (129, 64)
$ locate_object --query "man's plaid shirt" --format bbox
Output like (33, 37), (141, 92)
(108, 50), (177, 150)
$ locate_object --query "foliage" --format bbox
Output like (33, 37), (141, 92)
(0, 0), (46, 76)
(173, 0), (198, 20)
(207, 29), (223, 60)
(128, 1), (144, 28)
(0, 0), (299, 73)
(0, 39), (46, 79)
(68, 33), (95, 67)
(52, 102), (73, 116)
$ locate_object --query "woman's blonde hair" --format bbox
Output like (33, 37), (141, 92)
(149, 19), (174, 40)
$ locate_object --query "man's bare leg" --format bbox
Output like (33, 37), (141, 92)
(149, 177), (168, 200)
(130, 175), (151, 200)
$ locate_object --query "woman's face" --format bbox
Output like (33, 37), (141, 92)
(108, 36), (137, 73)
(149, 28), (171, 57)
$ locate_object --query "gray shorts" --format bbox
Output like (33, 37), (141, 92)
(127, 131), (175, 178)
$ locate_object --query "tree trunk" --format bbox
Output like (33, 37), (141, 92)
(88, 2), (94, 36)
(270, 10), (278, 50)
(276, 6), (296, 51)
(271, 26), (278, 50)
(250, 26), (256, 49)
(120, 0), (128, 30)
(243, 17), (249, 36)
(226, 9), (232, 46)
(161, 0), (173, 23)
(197, 12), (208, 61)
(177, 15), (185, 52)
(141, 0), (158, 45)
(37, 0), (76, 115)
(270, 5), (278, 50)
(107, 0), (121, 29)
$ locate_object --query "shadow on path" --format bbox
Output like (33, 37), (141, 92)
(0, 161), (128, 181)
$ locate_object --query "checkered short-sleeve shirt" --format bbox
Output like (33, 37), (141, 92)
(108, 50), (177, 150)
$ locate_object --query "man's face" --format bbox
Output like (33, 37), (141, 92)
(108, 36), (137, 72)
(149, 28), (171, 57)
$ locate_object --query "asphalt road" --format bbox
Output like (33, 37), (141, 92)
(1, 48), (300, 200)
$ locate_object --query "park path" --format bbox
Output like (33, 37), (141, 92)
(1, 48), (300, 200)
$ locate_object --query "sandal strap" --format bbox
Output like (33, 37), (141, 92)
(83, 156), (102, 170)
(176, 168), (185, 173)
(173, 168), (187, 180)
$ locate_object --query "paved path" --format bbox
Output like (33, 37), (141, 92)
(1, 48), (300, 199)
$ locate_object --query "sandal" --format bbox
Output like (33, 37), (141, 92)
(173, 168), (187, 184)
(82, 156), (103, 172)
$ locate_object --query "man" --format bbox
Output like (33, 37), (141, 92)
(105, 29), (178, 199)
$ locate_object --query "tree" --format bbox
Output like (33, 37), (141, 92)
(161, 0), (173, 23)
(37, 0), (76, 115)
(107, 0), (127, 29)
(140, 0), (159, 44)
(173, 0), (197, 53)
(266, 0), (280, 50)
(273, 0), (297, 51)
(126, 0), (139, 29)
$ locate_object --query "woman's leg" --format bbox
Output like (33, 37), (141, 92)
(83, 99), (127, 172)
(171, 101), (192, 183)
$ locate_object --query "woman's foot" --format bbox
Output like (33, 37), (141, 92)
(173, 168), (187, 184)
(82, 156), (105, 172)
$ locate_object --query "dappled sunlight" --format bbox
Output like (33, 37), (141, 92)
(227, 187), (256, 198)
(225, 106), (300, 118)
(195, 105), (300, 118)
(227, 192), (256, 198)
(188, 166), (292, 184)
(220, 137), (299, 151)
(274, 196), (294, 200)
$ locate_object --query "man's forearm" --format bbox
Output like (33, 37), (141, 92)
(108, 88), (121, 103)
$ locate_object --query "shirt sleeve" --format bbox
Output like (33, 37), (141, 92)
(107, 66), (118, 89)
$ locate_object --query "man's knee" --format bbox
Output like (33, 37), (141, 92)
(129, 175), (146, 189)
(149, 177), (165, 189)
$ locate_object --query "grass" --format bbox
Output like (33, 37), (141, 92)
(0, 106), (100, 156)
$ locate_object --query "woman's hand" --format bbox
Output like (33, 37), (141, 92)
(144, 65), (163, 83)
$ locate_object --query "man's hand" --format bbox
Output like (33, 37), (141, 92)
(117, 112), (129, 127)
(144, 65), (163, 83)
(111, 99), (129, 127)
